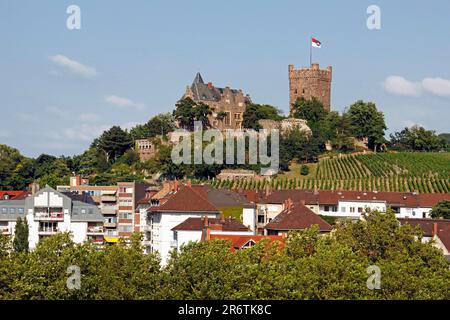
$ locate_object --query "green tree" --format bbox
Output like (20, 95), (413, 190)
(97, 126), (133, 162)
(347, 100), (387, 152)
(173, 97), (212, 131)
(430, 200), (450, 219)
(242, 104), (284, 130)
(291, 97), (326, 128)
(390, 126), (448, 152)
(13, 217), (29, 253)
(130, 113), (176, 140)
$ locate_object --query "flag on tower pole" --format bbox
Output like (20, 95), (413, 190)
(310, 37), (322, 67)
(311, 37), (322, 48)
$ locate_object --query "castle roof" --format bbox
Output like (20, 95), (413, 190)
(189, 73), (250, 103)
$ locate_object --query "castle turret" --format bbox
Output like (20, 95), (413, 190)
(288, 63), (332, 114)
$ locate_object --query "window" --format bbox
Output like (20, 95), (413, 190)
(341, 207), (346, 213)
(358, 207), (363, 213)
(324, 206), (330, 212)
(1, 208), (6, 214)
(18, 208), (24, 214)
(9, 208), (15, 214)
(119, 212), (132, 219)
(350, 207), (355, 213)
(118, 225), (133, 233)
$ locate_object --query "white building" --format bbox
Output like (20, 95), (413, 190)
(171, 216), (253, 251)
(0, 186), (104, 249)
(143, 183), (258, 264)
(146, 185), (220, 264)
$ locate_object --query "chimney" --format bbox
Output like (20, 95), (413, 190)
(220, 213), (225, 223)
(300, 200), (306, 206)
(313, 186), (319, 195)
(432, 223), (438, 237)
(201, 216), (211, 241)
(174, 180), (179, 191)
(207, 82), (213, 89)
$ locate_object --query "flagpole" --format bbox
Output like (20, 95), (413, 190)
(309, 36), (312, 67)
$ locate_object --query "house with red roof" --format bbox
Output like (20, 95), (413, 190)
(264, 199), (332, 236)
(237, 188), (450, 233)
(171, 215), (253, 252)
(399, 218), (450, 261)
(146, 183), (221, 263)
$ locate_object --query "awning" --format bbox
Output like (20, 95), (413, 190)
(104, 236), (119, 243)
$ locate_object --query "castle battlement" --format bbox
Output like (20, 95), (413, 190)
(288, 63), (332, 113)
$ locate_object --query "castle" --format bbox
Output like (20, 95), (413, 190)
(182, 73), (252, 130)
(288, 63), (332, 113)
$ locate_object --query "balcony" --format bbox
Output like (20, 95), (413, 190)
(142, 240), (151, 246)
(38, 227), (59, 235)
(104, 230), (118, 237)
(101, 205), (117, 215)
(142, 225), (151, 232)
(104, 221), (117, 228)
(87, 226), (104, 235)
(34, 211), (64, 221)
(101, 195), (117, 202)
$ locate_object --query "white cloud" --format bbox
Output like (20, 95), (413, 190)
(64, 124), (110, 142)
(422, 77), (450, 97)
(104, 95), (145, 110)
(49, 54), (96, 78)
(383, 75), (450, 98)
(79, 113), (100, 122)
(383, 76), (422, 97)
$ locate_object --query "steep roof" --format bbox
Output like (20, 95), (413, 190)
(148, 186), (219, 213)
(265, 202), (332, 232)
(172, 217), (249, 232)
(399, 218), (450, 253)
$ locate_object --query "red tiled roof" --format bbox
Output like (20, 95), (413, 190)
(209, 234), (284, 251)
(399, 218), (450, 252)
(236, 188), (450, 208)
(265, 202), (332, 232)
(172, 217), (249, 232)
(416, 194), (450, 207)
(148, 186), (219, 213)
(0, 190), (28, 200)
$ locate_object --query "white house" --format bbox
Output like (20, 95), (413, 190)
(0, 186), (104, 249)
(171, 216), (253, 251)
(146, 185), (220, 264)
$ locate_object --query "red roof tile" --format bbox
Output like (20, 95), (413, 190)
(0, 190), (28, 200)
(265, 202), (332, 232)
(172, 217), (249, 232)
(148, 186), (219, 213)
(399, 218), (450, 252)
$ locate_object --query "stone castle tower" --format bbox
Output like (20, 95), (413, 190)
(288, 63), (332, 114)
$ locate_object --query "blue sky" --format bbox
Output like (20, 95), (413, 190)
(1, 0), (449, 157)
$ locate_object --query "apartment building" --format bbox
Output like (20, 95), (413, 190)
(58, 176), (150, 243)
(0, 186), (103, 249)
